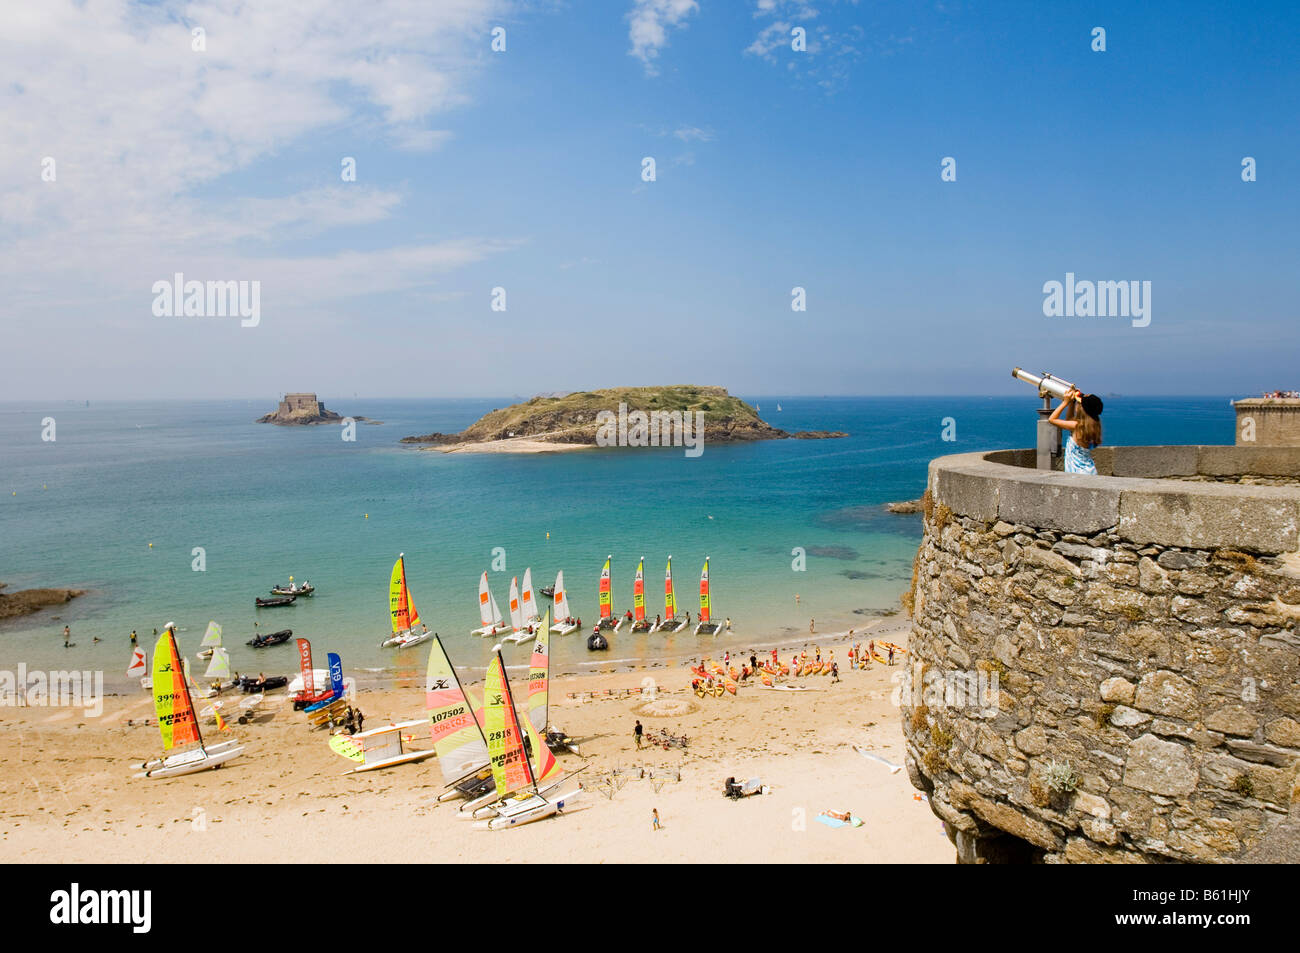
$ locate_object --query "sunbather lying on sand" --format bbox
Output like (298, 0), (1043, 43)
(821, 809), (852, 821)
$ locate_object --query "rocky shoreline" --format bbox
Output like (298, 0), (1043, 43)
(0, 583), (85, 622)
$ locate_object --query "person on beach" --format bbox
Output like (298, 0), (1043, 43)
(725, 617), (732, 630)
(795, 593), (800, 604)
(92, 635), (100, 643)
(809, 618), (815, 634)
(63, 625), (70, 647)
(831, 661), (840, 682)
(130, 629), (138, 645)
(355, 708), (365, 732)
(652, 808), (661, 831)
(1048, 387), (1103, 474)
(634, 720), (643, 749)
(887, 645), (895, 665)
(655, 614), (661, 628)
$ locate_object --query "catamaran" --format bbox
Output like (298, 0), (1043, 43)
(503, 575), (535, 644)
(136, 623), (244, 779)
(694, 557), (721, 635)
(631, 557), (652, 631)
(528, 609), (580, 755)
(382, 553), (432, 649)
(202, 645), (232, 688)
(520, 567), (541, 629)
(597, 556), (623, 632)
(471, 571), (508, 637)
(197, 620), (222, 660)
(650, 556), (688, 632)
(549, 570), (578, 635)
(426, 635), (497, 803)
(471, 645), (582, 830)
(126, 644), (150, 689)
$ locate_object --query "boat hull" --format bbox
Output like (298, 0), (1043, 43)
(138, 744), (244, 779)
(475, 788), (583, 830)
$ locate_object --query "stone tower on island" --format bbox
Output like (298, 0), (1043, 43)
(256, 393), (345, 425)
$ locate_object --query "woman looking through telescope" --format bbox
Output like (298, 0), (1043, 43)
(1048, 388), (1103, 474)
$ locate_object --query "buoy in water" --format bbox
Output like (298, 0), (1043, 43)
(148, 542), (153, 549)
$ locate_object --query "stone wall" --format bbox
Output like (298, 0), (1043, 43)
(903, 448), (1300, 863)
(1234, 398), (1300, 447)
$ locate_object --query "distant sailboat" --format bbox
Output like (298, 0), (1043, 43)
(197, 620), (222, 660)
(631, 557), (651, 631)
(651, 556), (687, 633)
(694, 557), (720, 635)
(550, 571), (578, 635)
(472, 571), (507, 637)
(777, 403), (782, 411)
(597, 556), (623, 632)
(382, 554), (431, 648)
(504, 575), (533, 644)
(520, 567), (541, 628)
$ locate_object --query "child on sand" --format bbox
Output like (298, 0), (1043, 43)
(652, 808), (661, 831)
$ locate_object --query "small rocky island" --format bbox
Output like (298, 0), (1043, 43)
(257, 393), (372, 426)
(0, 582), (85, 621)
(401, 386), (847, 449)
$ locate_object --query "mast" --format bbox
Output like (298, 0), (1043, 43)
(495, 648), (537, 794)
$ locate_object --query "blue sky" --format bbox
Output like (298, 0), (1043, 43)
(1, 0), (1296, 399)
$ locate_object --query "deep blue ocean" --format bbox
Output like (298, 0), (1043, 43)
(0, 396), (1238, 687)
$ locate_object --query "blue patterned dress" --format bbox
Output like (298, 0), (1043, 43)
(1064, 435), (1097, 474)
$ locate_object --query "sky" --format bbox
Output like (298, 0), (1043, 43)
(0, 0), (1296, 399)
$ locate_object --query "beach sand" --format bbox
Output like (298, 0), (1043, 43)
(429, 436), (591, 454)
(0, 622), (952, 863)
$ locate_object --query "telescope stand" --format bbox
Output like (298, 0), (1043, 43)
(1036, 397), (1060, 470)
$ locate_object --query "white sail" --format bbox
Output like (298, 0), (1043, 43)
(521, 567), (539, 624)
(490, 588), (504, 626)
(126, 646), (147, 678)
(204, 646), (231, 680)
(508, 576), (524, 634)
(200, 621), (223, 648)
(553, 571), (570, 620)
(477, 572), (494, 627)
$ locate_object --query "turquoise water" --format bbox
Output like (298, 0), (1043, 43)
(0, 396), (1237, 688)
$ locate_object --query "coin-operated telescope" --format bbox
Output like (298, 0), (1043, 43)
(1011, 368), (1075, 469)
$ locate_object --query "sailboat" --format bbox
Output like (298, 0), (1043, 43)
(471, 645), (582, 830)
(529, 609), (580, 755)
(694, 557), (721, 635)
(549, 571), (578, 635)
(126, 644), (150, 689)
(426, 634), (494, 797)
(777, 403), (783, 411)
(520, 567), (541, 628)
(196, 620), (222, 660)
(597, 556), (623, 632)
(203, 646), (232, 686)
(630, 557), (652, 631)
(503, 575), (534, 644)
(471, 571), (508, 637)
(136, 623), (243, 779)
(651, 556), (688, 632)
(382, 553), (432, 649)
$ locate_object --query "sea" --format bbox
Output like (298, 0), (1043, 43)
(0, 396), (1238, 690)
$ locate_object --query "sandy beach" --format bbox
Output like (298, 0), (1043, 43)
(0, 621), (952, 863)
(431, 436), (591, 454)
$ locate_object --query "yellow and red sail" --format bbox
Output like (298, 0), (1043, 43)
(634, 558), (646, 623)
(389, 554), (421, 634)
(425, 636), (491, 785)
(598, 556), (612, 622)
(153, 627), (201, 752)
(699, 558), (711, 624)
(485, 652), (534, 799)
(665, 557), (677, 619)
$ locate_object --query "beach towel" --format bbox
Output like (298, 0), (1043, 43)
(816, 814), (864, 829)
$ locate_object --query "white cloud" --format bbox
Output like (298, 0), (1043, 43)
(628, 0), (699, 76)
(0, 0), (512, 303)
(673, 125), (715, 142)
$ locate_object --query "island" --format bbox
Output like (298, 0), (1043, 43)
(256, 393), (374, 426)
(0, 582), (85, 621)
(401, 385), (847, 453)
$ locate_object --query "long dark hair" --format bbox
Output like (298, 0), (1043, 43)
(1074, 399), (1102, 448)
